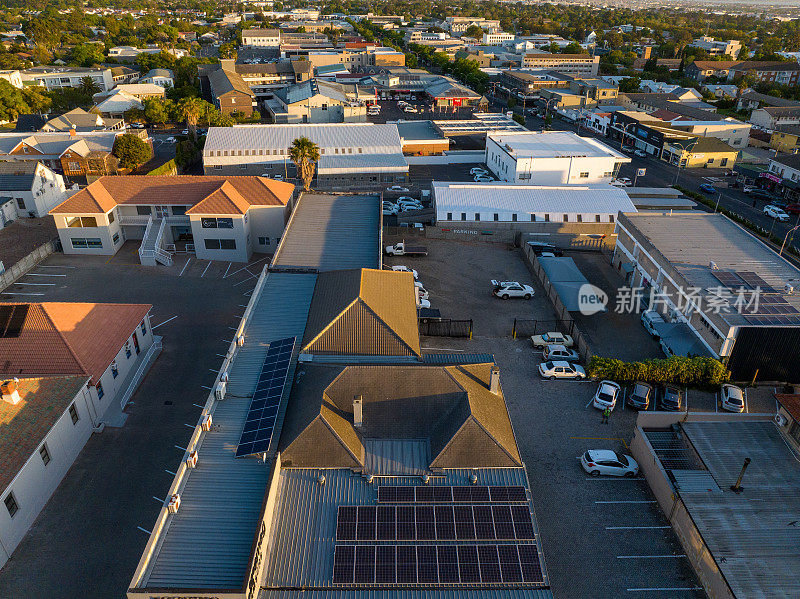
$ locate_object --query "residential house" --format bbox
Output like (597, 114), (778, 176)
(0, 161), (66, 218)
(49, 175), (295, 263)
(685, 61), (742, 81)
(41, 108), (124, 133)
(265, 79), (367, 123)
(0, 300), (157, 569)
(207, 69), (256, 116)
(737, 89), (800, 111)
(749, 106), (800, 130)
(139, 69), (174, 88)
(702, 84), (739, 98)
(21, 66), (115, 92)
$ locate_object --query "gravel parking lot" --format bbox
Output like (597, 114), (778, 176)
(0, 249), (259, 599)
(385, 237), (705, 598)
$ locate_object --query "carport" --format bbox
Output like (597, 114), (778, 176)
(653, 322), (713, 357)
(538, 256), (595, 312)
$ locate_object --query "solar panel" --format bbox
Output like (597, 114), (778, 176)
(1, 304), (29, 338)
(235, 336), (295, 457)
(710, 270), (745, 290)
(376, 485), (526, 504)
(332, 544), (355, 584)
(498, 544), (523, 582)
(454, 505), (476, 540)
(478, 545), (501, 582)
(518, 545), (544, 583)
(354, 545), (375, 583)
(397, 506), (415, 540)
(474, 505), (495, 539)
(492, 505), (515, 540)
(336, 506), (356, 541)
(375, 545), (396, 583)
(434, 505), (455, 540)
(457, 545), (480, 583)
(736, 271), (777, 293)
(415, 505), (435, 540)
(397, 544), (417, 583)
(377, 506), (396, 540)
(356, 506), (376, 541)
(437, 545), (459, 583)
(417, 545), (438, 583)
(511, 505), (536, 539)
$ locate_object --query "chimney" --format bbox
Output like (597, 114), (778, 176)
(353, 395), (363, 428)
(1, 379), (21, 405)
(490, 366), (500, 395)
(69, 127), (76, 137)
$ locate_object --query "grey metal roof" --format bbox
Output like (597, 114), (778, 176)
(137, 271), (317, 591)
(262, 589), (554, 598)
(318, 152), (408, 175)
(678, 420), (800, 598)
(258, 468), (549, 592)
(0, 161), (37, 190)
(271, 193), (380, 272)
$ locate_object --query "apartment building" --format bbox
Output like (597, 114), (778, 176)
(482, 31), (515, 45)
(201, 60), (313, 105)
(485, 130), (629, 184)
(521, 54), (599, 77)
(49, 176), (295, 263)
(0, 161), (66, 218)
(207, 69), (257, 116)
(750, 106), (800, 130)
(264, 79), (367, 124)
(689, 36), (742, 58)
(241, 28), (281, 47)
(687, 60), (800, 85)
(0, 300), (157, 570)
(21, 66), (115, 92)
(444, 16), (501, 34)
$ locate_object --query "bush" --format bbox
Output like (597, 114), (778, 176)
(588, 355), (730, 388)
(512, 113), (525, 126)
(113, 133), (152, 170)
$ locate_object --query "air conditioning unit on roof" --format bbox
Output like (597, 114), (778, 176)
(186, 451), (198, 469)
(215, 380), (226, 401)
(201, 414), (212, 431)
(168, 493), (181, 513)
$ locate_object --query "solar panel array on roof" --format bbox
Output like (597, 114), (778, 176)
(736, 271), (777, 293)
(0, 304), (29, 338)
(332, 543), (543, 585)
(710, 270), (745, 290)
(235, 336), (295, 457)
(377, 486), (528, 503)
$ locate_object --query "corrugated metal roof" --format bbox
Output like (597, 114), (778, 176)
(432, 182), (637, 215)
(318, 152), (408, 175)
(487, 131), (628, 159)
(677, 420), (800, 598)
(258, 468), (549, 592)
(139, 271), (317, 590)
(272, 194), (380, 272)
(363, 439), (429, 475)
(262, 590), (554, 598)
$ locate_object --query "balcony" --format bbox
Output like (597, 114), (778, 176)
(119, 215), (152, 226)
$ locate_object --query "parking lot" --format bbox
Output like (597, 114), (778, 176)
(384, 236), (714, 597)
(0, 250), (257, 599)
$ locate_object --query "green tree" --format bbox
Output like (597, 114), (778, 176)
(464, 25), (484, 39)
(143, 97), (171, 126)
(113, 133), (153, 170)
(78, 76), (100, 97)
(177, 96), (205, 137)
(288, 136), (320, 191)
(68, 43), (105, 67)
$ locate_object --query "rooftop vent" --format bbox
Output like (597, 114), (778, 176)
(1, 379), (20, 405)
(709, 260), (718, 270)
(490, 366), (501, 395)
(353, 395), (363, 428)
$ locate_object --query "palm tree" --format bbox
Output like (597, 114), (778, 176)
(78, 76), (100, 97)
(177, 97), (205, 139)
(288, 136), (320, 192)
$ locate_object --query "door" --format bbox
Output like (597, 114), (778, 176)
(132, 332), (140, 355)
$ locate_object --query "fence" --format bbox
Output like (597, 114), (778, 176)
(512, 319), (575, 340)
(0, 238), (60, 292)
(519, 242), (593, 361)
(419, 318), (473, 338)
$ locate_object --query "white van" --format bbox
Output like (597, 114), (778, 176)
(641, 309), (665, 337)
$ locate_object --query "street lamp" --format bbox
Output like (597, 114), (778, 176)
(543, 98), (558, 131)
(779, 224), (800, 257)
(670, 139), (697, 187)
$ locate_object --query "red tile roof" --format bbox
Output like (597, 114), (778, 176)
(0, 302), (151, 384)
(0, 376), (90, 491)
(50, 175), (294, 215)
(776, 393), (800, 423)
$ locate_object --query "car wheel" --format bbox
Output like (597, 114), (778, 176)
(501, 294), (509, 300)
(549, 375), (555, 380)
(589, 470), (600, 477)
(524, 294), (531, 299)
(625, 471), (636, 478)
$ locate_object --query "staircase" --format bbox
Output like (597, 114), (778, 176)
(138, 217), (173, 266)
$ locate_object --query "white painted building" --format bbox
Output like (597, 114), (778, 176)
(482, 32), (515, 45)
(485, 131), (630, 185)
(50, 176), (295, 263)
(0, 70), (22, 89)
(21, 67), (115, 92)
(0, 161), (67, 218)
(432, 181), (636, 224)
(241, 28), (281, 47)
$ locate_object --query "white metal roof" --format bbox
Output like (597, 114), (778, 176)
(432, 182), (637, 215)
(317, 152), (408, 174)
(487, 130), (629, 160)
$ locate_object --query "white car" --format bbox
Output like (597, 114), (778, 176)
(404, 106), (418, 113)
(398, 200), (423, 209)
(470, 167), (488, 175)
(612, 177), (632, 187)
(491, 280), (534, 300)
(391, 265), (418, 279)
(530, 332), (574, 348)
(542, 344), (580, 362)
(414, 282), (429, 300)
(417, 297), (431, 309)
(165, 136), (176, 143)
(581, 450), (639, 477)
(273, 174), (284, 181)
(396, 196), (417, 203)
(474, 175), (495, 183)
(400, 204), (422, 213)
(382, 206), (399, 216)
(720, 384), (745, 413)
(764, 205), (789, 221)
(592, 380), (621, 411)
(538, 360), (586, 380)
(387, 185), (410, 192)
(633, 149), (647, 158)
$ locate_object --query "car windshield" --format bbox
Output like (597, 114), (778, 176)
(599, 391), (614, 401)
(614, 453), (629, 466)
(727, 387), (743, 400)
(544, 362), (554, 369)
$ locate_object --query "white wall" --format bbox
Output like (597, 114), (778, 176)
(53, 212), (117, 256)
(0, 198), (14, 228)
(0, 384), (94, 569)
(25, 164), (67, 217)
(189, 214), (250, 262)
(247, 205), (288, 254)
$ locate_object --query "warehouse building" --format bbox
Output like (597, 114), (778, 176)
(613, 211), (800, 381)
(203, 124), (409, 191)
(485, 131), (630, 185)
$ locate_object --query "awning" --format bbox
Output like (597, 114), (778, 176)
(538, 256), (600, 312)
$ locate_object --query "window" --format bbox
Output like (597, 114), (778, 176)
(67, 216), (97, 227)
(563, 214), (569, 222)
(531, 214), (536, 221)
(474, 213), (480, 221)
(577, 214), (582, 223)
(205, 238), (221, 250)
(721, 158), (728, 167)
(96, 381), (104, 399)
(461, 213), (466, 221)
(204, 239), (236, 250)
(125, 341), (131, 359)
(579, 172), (589, 178)
(493, 213), (499, 221)
(112, 233), (120, 244)
(70, 237), (102, 248)
(544, 214), (550, 222)
(136, 206), (151, 216)
(141, 320), (147, 336)
(707, 158), (714, 164)
(258, 236), (269, 245)
(16, 198), (24, 209)
(609, 214), (615, 223)
(68, 162), (80, 171)
(201, 217), (234, 229)
(111, 361), (118, 378)
(40, 444), (51, 466)
(108, 211), (115, 224)
(4, 493), (18, 518)
(447, 212), (452, 220)
(519, 174), (531, 180)
(69, 403), (79, 424)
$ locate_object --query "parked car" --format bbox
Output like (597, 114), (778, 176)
(382, 205), (399, 216)
(592, 380), (621, 410)
(474, 174), (495, 183)
(417, 297), (431, 309)
(627, 381), (653, 410)
(403, 106), (418, 113)
(641, 309), (665, 338)
(747, 188), (775, 201)
(397, 199), (423, 208)
(530, 331), (574, 348)
(396, 196), (417, 203)
(491, 280), (535, 299)
(764, 205), (790, 221)
(390, 265), (418, 279)
(470, 167), (488, 175)
(542, 344), (580, 362)
(538, 360), (586, 380)
(659, 385), (684, 411)
(165, 136), (176, 143)
(387, 185), (410, 192)
(720, 384), (745, 413)
(699, 183), (716, 195)
(742, 185), (754, 193)
(273, 174), (284, 181)
(633, 149), (647, 158)
(580, 450), (639, 477)
(610, 177), (631, 187)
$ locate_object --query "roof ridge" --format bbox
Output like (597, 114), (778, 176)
(317, 411), (362, 464)
(39, 303), (91, 378)
(302, 297), (360, 351)
(356, 295), (416, 356)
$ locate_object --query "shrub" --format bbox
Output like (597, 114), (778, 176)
(113, 133), (152, 169)
(588, 355), (730, 389)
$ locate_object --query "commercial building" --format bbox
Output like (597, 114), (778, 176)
(444, 16), (501, 35)
(0, 161), (66, 218)
(128, 190), (552, 599)
(613, 211), (800, 381)
(687, 60), (800, 85)
(485, 130), (630, 184)
(766, 154), (800, 200)
(203, 124), (409, 190)
(264, 79), (367, 124)
(482, 31), (515, 45)
(49, 176), (295, 263)
(688, 36), (742, 58)
(0, 300), (158, 569)
(630, 414), (800, 599)
(768, 126), (800, 153)
(520, 54), (599, 77)
(749, 106), (800, 130)
(395, 120), (450, 155)
(21, 66), (115, 92)
(201, 60), (313, 107)
(241, 28), (281, 47)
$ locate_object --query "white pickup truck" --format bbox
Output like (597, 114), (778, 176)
(385, 241), (428, 256)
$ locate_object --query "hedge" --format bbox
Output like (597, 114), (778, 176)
(588, 355), (730, 388)
(147, 159), (177, 176)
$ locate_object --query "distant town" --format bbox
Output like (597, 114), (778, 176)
(0, 1), (799, 599)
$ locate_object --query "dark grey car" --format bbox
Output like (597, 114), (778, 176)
(659, 385), (684, 411)
(627, 381), (653, 410)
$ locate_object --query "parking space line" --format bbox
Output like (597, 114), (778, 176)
(1, 292), (45, 296)
(152, 315), (178, 330)
(617, 554), (686, 559)
(14, 282), (55, 285)
(26, 272), (66, 276)
(233, 275), (256, 287)
(179, 258), (191, 277)
(606, 526), (670, 530)
(595, 500), (655, 504)
(37, 265), (75, 268)
(200, 262), (212, 278)
(223, 262), (232, 278)
(626, 587), (702, 592)
(201, 385), (212, 390)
